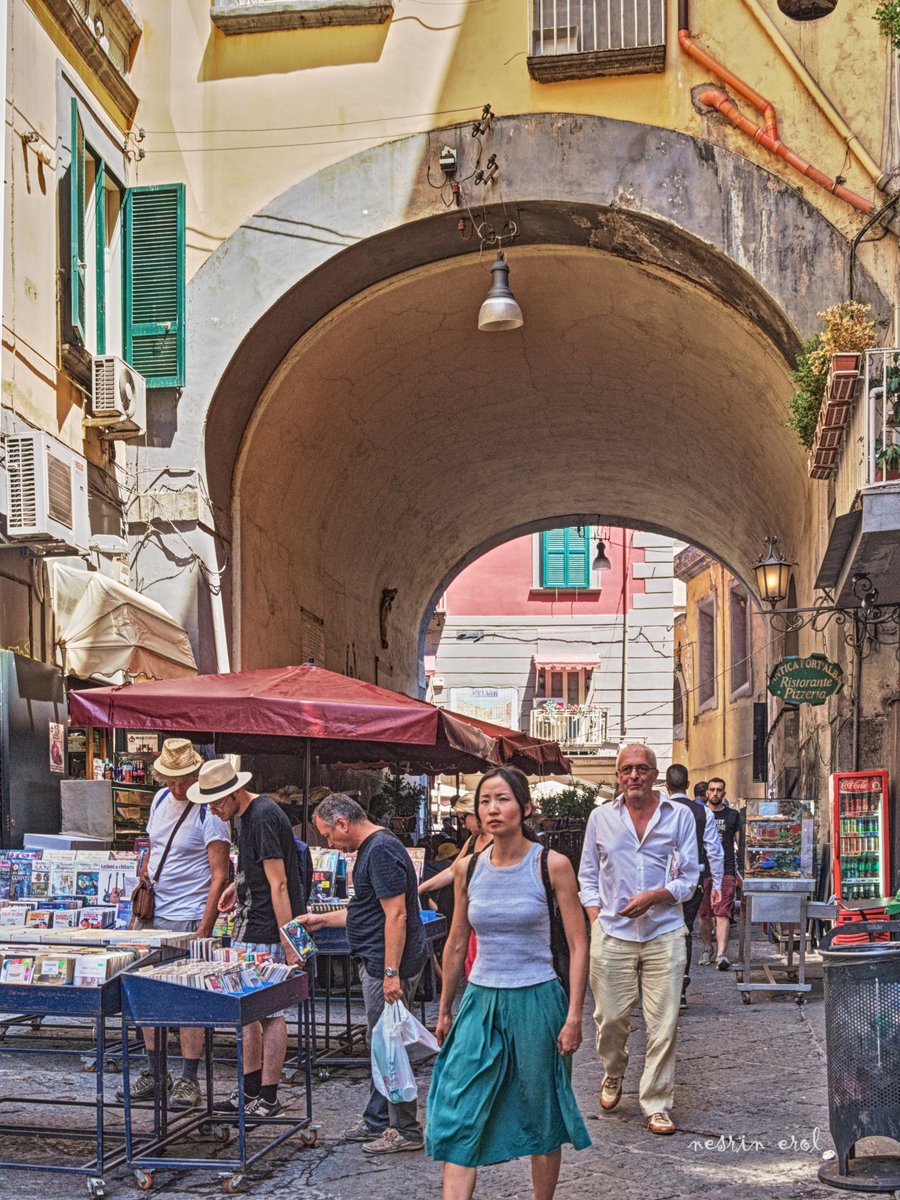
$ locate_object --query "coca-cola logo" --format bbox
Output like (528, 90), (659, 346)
(839, 778), (882, 793)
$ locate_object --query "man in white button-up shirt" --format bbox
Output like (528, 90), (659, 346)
(578, 743), (699, 1136)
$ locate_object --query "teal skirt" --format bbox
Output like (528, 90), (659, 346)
(425, 979), (591, 1167)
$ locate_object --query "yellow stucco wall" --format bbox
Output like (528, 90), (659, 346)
(673, 558), (771, 801)
(126, 0), (893, 281)
(6, 0), (896, 455)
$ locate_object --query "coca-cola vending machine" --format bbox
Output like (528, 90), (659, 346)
(831, 770), (890, 907)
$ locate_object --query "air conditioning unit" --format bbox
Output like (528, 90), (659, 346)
(90, 355), (147, 436)
(5, 431), (90, 553)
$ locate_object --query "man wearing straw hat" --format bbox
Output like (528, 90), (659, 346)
(117, 738), (231, 1112)
(192, 759), (305, 1119)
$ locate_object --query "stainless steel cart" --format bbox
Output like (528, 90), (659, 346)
(735, 878), (836, 1004)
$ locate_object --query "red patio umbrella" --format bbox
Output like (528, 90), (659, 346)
(67, 665), (568, 832)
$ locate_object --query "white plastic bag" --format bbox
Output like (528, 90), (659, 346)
(371, 1002), (418, 1103)
(394, 999), (440, 1064)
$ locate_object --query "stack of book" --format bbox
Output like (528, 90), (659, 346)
(0, 944), (138, 987)
(136, 954), (297, 994)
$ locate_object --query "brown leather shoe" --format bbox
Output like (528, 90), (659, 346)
(599, 1075), (623, 1111)
(648, 1112), (676, 1135)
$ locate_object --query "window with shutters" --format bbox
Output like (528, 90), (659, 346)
(539, 526), (590, 589)
(729, 587), (751, 698)
(697, 598), (717, 712)
(70, 100), (185, 388)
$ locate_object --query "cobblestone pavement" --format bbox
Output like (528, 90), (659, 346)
(0, 933), (895, 1199)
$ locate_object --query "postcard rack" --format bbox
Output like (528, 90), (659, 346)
(119, 968), (314, 1194)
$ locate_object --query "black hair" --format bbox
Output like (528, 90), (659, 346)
(708, 776), (727, 789)
(474, 767), (539, 842)
(693, 781), (708, 798)
(665, 763), (689, 792)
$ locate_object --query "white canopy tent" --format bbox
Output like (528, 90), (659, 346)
(49, 563), (197, 683)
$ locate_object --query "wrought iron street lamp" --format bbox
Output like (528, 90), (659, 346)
(752, 536), (900, 655)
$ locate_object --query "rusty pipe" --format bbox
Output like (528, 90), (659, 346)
(680, 0), (874, 214)
(699, 89), (874, 213)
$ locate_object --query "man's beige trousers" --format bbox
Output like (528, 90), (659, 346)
(589, 924), (687, 1117)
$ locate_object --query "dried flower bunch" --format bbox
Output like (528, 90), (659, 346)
(806, 302), (877, 375)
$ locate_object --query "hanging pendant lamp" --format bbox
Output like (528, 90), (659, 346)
(477, 252), (524, 332)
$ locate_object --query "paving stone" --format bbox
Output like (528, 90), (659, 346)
(0, 934), (895, 1197)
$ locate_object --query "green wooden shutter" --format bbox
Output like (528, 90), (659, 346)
(94, 160), (106, 355)
(70, 98), (86, 343)
(124, 183), (185, 387)
(541, 529), (568, 587)
(566, 525), (589, 587)
(541, 527), (590, 588)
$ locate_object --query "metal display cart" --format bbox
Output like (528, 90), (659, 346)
(120, 968), (314, 1194)
(0, 945), (179, 1197)
(735, 880), (836, 1004)
(310, 910), (446, 1076)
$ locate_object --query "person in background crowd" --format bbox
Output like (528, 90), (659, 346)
(117, 739), (230, 1112)
(298, 794), (428, 1155)
(196, 760), (304, 1118)
(579, 744), (699, 1136)
(419, 794), (492, 979)
(663, 764), (724, 1010)
(698, 777), (742, 971)
(290, 785), (334, 848)
(693, 781), (708, 803)
(426, 767), (590, 1198)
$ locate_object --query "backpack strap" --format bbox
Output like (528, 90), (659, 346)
(149, 787), (171, 818)
(539, 846), (555, 917)
(465, 847), (483, 887)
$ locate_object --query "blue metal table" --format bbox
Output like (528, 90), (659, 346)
(120, 968), (314, 1193)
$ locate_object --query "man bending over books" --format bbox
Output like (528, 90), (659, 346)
(298, 793), (428, 1155)
(191, 759), (304, 1118)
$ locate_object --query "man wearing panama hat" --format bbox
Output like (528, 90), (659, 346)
(190, 759), (304, 1118)
(117, 738), (231, 1112)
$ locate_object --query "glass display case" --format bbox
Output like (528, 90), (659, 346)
(743, 797), (816, 880)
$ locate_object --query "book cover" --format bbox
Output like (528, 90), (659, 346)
(99, 861), (137, 906)
(73, 954), (109, 987)
(75, 870), (100, 901)
(0, 858), (11, 902)
(52, 910), (80, 928)
(9, 860), (34, 900)
(25, 909), (52, 929)
(1, 956), (35, 984)
(280, 918), (318, 964)
(34, 955), (75, 984)
(49, 857), (77, 897)
(114, 899), (133, 929)
(29, 861), (51, 897)
(78, 906), (116, 929)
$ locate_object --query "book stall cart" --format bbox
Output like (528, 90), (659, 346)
(120, 940), (314, 1195)
(0, 927), (189, 1198)
(0, 845), (141, 1069)
(735, 797), (836, 1004)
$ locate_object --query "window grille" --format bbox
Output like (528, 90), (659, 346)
(529, 0), (666, 79)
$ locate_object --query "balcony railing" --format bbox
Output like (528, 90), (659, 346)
(833, 349), (900, 514)
(530, 704), (610, 750)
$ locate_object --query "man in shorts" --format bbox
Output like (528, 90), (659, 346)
(698, 777), (742, 971)
(118, 739), (231, 1111)
(194, 760), (304, 1118)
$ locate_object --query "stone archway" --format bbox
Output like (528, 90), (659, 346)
(132, 113), (889, 688)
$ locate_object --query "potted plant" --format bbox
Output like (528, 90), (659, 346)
(875, 436), (900, 482)
(792, 303), (878, 478)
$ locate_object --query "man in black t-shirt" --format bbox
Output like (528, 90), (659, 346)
(299, 793), (428, 1156)
(697, 777), (742, 971)
(191, 759), (303, 1119)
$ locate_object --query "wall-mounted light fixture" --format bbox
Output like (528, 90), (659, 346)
(752, 536), (900, 653)
(592, 536), (612, 572)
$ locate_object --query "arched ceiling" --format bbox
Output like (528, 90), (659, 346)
(234, 243), (807, 690)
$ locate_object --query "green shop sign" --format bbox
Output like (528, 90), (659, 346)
(768, 654), (843, 706)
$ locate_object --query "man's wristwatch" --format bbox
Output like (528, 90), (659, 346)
(383, 967), (399, 978)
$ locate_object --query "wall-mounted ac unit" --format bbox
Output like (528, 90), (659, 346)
(5, 431), (90, 553)
(90, 355), (147, 436)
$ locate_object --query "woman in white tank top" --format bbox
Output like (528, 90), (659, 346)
(425, 767), (591, 1199)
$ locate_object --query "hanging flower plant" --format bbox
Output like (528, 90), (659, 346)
(875, 1), (900, 51)
(788, 303), (877, 451)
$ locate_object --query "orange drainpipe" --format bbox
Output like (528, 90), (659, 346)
(678, 0), (873, 214)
